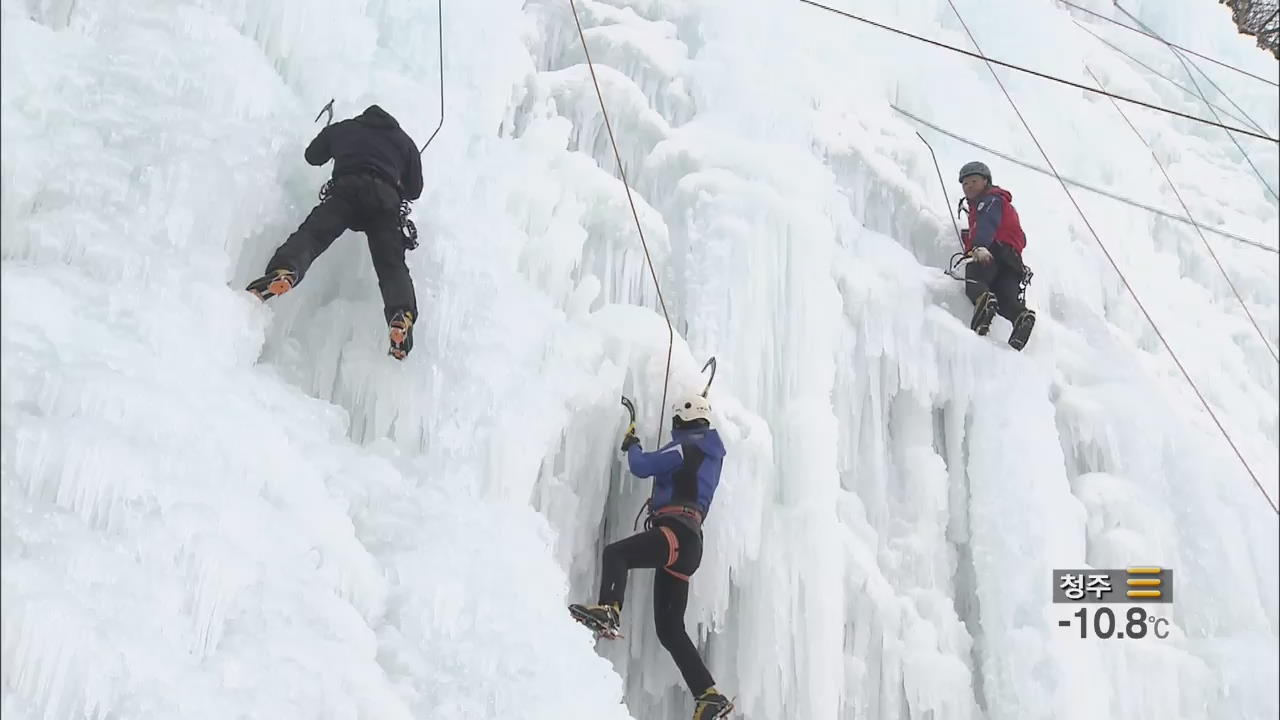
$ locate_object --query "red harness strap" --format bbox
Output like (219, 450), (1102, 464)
(657, 526), (690, 582)
(652, 504), (703, 525)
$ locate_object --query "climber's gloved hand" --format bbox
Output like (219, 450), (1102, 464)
(972, 246), (993, 265)
(620, 431), (640, 452)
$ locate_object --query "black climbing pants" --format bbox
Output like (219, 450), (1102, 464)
(266, 172), (417, 324)
(965, 242), (1026, 322)
(597, 518), (714, 696)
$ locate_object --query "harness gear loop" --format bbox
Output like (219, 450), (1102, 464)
(398, 200), (419, 250)
(634, 499), (651, 532)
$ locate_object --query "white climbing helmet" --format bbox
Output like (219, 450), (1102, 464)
(671, 394), (712, 425)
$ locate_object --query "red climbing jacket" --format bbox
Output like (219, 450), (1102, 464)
(965, 186), (1027, 254)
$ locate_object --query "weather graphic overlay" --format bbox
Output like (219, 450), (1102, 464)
(1052, 567), (1173, 640)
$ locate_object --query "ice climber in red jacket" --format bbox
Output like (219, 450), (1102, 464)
(958, 160), (1036, 350)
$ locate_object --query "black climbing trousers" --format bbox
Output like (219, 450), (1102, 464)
(965, 242), (1026, 323)
(597, 518), (714, 696)
(266, 172), (417, 324)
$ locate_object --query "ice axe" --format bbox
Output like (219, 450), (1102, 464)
(620, 394), (650, 531)
(699, 356), (717, 398)
(309, 99), (337, 205)
(315, 98), (334, 127)
(620, 395), (637, 436)
(944, 251), (974, 283)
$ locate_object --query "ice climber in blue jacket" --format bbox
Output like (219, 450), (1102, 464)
(569, 394), (734, 720)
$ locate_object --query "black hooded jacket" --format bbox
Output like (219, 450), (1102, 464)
(304, 105), (423, 201)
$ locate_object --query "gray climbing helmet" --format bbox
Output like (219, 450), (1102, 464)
(958, 161), (992, 184)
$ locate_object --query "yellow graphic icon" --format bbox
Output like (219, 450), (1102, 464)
(1126, 567), (1163, 599)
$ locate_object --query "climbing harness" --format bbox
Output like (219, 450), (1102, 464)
(656, 526), (690, 581)
(315, 171), (420, 251)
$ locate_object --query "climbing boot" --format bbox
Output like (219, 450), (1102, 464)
(246, 268), (297, 301)
(568, 603), (622, 639)
(388, 310), (414, 360)
(692, 688), (734, 719)
(970, 290), (998, 336)
(1009, 309), (1036, 351)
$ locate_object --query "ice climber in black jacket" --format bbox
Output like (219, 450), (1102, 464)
(247, 104), (424, 360)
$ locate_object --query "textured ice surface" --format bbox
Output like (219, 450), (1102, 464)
(2, 0), (1276, 718)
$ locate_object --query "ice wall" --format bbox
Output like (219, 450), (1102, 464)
(3, 0), (1277, 719)
(509, 1), (1278, 719)
(1, 0), (636, 718)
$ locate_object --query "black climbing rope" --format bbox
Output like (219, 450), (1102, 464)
(1085, 64), (1278, 364)
(797, 0), (1279, 144)
(1057, 0), (1280, 88)
(893, 105), (1277, 254)
(568, 0), (676, 444)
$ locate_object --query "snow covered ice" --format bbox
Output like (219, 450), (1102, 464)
(2, 0), (1277, 718)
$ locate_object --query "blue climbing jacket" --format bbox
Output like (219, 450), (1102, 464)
(626, 427), (726, 517)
